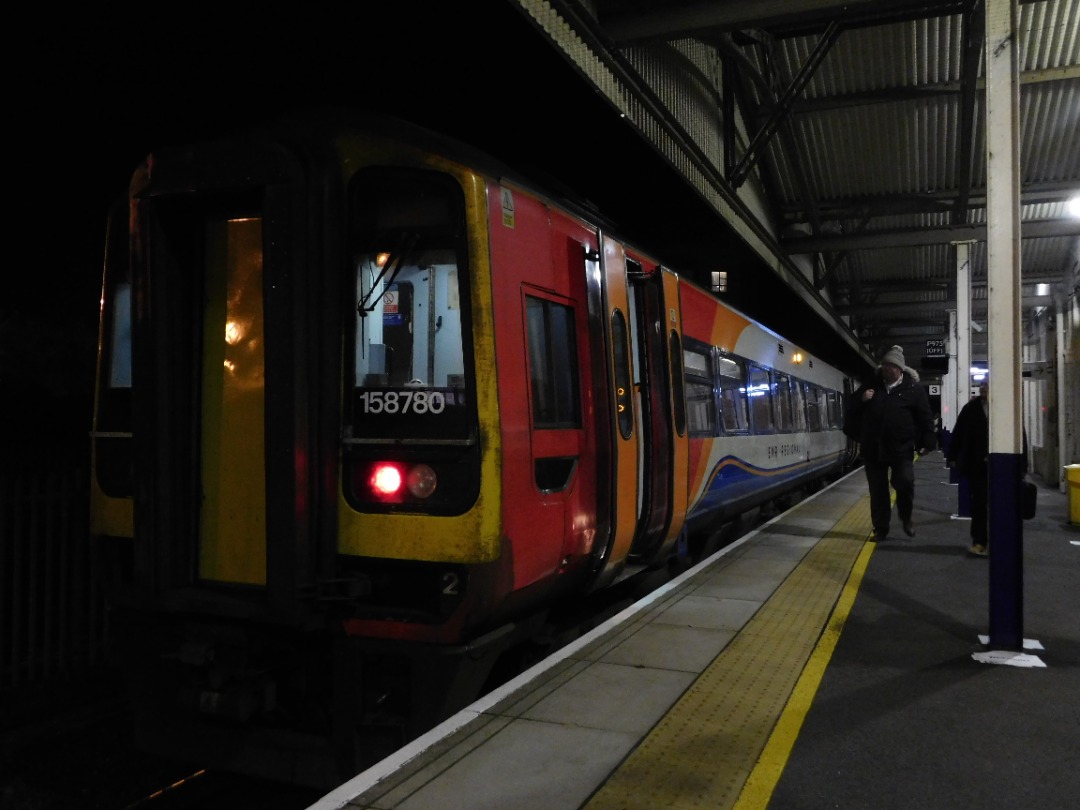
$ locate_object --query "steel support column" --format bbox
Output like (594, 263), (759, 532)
(984, 0), (1024, 650)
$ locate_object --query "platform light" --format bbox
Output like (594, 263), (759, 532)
(1067, 195), (1080, 218)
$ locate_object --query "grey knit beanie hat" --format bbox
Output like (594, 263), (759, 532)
(881, 345), (906, 368)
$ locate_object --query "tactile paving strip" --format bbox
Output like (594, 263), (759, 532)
(583, 495), (873, 810)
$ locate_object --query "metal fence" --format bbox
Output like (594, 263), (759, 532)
(0, 468), (106, 692)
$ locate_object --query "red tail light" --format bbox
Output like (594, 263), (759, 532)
(371, 464), (404, 497)
(369, 462), (438, 501)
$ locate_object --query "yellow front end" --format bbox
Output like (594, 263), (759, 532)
(335, 151), (502, 566)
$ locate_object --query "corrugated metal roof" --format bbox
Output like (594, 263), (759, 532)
(520, 0), (1080, 376)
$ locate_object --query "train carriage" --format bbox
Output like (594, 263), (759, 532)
(678, 280), (851, 531)
(89, 111), (855, 787)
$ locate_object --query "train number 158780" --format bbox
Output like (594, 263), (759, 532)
(356, 390), (446, 415)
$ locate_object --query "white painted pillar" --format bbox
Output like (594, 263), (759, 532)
(955, 241), (973, 413)
(1056, 291), (1067, 491)
(985, 5), (1023, 461)
(984, 0), (1024, 650)
(945, 308), (959, 431)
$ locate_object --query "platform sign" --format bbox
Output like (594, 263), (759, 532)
(929, 384), (941, 395)
(925, 339), (946, 357)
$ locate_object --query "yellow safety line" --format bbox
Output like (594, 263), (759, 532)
(732, 539), (875, 810)
(584, 494), (875, 810)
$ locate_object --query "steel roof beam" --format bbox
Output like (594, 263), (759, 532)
(839, 294), (1056, 316)
(952, 0), (984, 225)
(780, 181), (1080, 221)
(783, 218), (1080, 251)
(601, 0), (967, 44)
(768, 65), (1080, 114)
(727, 21), (841, 189)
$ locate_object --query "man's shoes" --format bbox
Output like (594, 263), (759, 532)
(968, 544), (988, 557)
(871, 529), (889, 542)
(902, 520), (915, 537)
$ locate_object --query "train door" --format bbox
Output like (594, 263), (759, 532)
(626, 261), (670, 555)
(124, 169), (316, 620)
(600, 236), (687, 564)
(197, 217), (268, 586)
(485, 183), (603, 590)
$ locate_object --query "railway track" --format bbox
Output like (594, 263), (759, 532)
(1, 691), (322, 810)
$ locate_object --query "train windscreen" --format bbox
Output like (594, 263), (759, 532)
(342, 168), (480, 513)
(345, 169), (472, 443)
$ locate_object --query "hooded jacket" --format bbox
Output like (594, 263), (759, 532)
(946, 392), (1029, 476)
(945, 395), (989, 474)
(846, 365), (936, 462)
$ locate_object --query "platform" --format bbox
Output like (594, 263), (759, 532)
(307, 453), (1079, 810)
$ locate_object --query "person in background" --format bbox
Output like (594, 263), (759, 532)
(846, 345), (936, 542)
(946, 382), (990, 556)
(946, 380), (1029, 557)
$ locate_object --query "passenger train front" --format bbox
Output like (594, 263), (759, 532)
(89, 112), (854, 787)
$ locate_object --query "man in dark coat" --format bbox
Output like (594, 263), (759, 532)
(946, 382), (990, 556)
(945, 380), (1029, 557)
(846, 345), (936, 541)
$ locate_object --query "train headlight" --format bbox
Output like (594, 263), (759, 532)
(406, 464), (437, 499)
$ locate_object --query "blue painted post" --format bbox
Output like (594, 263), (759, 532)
(955, 473), (971, 517)
(987, 452), (1024, 650)
(941, 429), (970, 517)
(949, 457), (971, 517)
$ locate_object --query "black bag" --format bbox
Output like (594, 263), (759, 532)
(1022, 480), (1037, 520)
(842, 400), (862, 441)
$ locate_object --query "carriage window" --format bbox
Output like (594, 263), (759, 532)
(107, 283), (133, 389)
(526, 295), (581, 429)
(94, 200), (135, 498)
(684, 342), (715, 437)
(774, 372), (793, 431)
(791, 377), (807, 431)
(748, 365), (774, 433)
(669, 331), (686, 437)
(826, 390), (842, 428)
(717, 353), (749, 433)
(806, 384), (822, 431)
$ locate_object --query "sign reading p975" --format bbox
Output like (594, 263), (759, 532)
(925, 339), (946, 357)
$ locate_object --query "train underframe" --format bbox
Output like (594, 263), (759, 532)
(107, 606), (548, 789)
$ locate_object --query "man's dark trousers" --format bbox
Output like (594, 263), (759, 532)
(863, 456), (915, 536)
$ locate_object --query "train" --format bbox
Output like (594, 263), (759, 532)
(89, 110), (858, 788)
